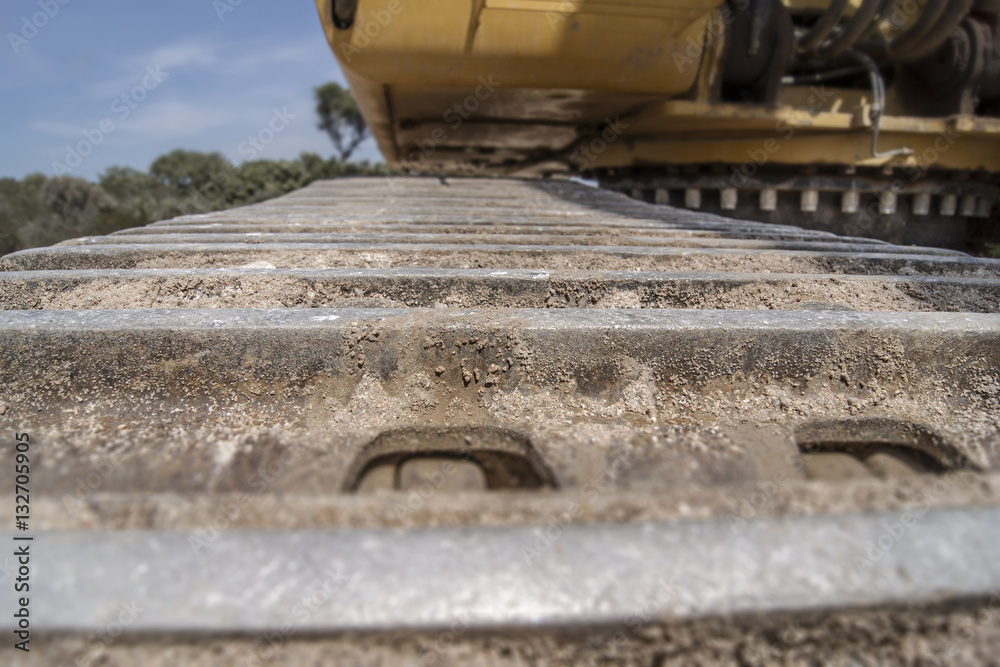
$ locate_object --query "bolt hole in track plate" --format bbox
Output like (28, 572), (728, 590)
(794, 418), (973, 481)
(346, 425), (557, 492)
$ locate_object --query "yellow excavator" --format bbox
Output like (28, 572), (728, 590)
(6, 3), (1000, 659)
(314, 0), (1000, 249)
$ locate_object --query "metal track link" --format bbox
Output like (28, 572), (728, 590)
(603, 166), (1000, 250)
(2, 177), (1000, 665)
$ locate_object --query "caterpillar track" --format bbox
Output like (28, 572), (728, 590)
(2, 176), (1000, 665)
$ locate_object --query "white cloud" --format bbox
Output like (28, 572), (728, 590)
(85, 67), (165, 100)
(4, 27), (382, 179)
(144, 39), (220, 70)
(84, 37), (220, 99)
(248, 126), (329, 161)
(219, 42), (322, 76)
(29, 120), (85, 139)
(119, 100), (234, 139)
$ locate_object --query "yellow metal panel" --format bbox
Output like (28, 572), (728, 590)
(485, 0), (709, 20)
(594, 133), (1000, 172)
(623, 100), (1000, 139)
(348, 0), (470, 55)
(625, 100), (858, 135)
(316, 0), (1000, 176)
(318, 0), (719, 92)
(782, 0), (864, 15)
(315, 0), (722, 168)
(470, 9), (705, 68)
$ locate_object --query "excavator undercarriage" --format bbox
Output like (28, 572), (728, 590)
(3, 3), (1000, 665)
(318, 0), (1000, 248)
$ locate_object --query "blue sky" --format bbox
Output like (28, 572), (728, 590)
(0, 0), (380, 181)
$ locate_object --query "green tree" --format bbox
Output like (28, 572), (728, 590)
(149, 150), (232, 194)
(99, 166), (159, 199)
(230, 159), (309, 204)
(0, 178), (27, 255)
(1, 147), (390, 256)
(96, 166), (181, 232)
(0, 174), (117, 250)
(314, 82), (368, 162)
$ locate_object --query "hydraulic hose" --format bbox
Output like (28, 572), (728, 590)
(797, 0), (850, 52)
(814, 0), (885, 58)
(890, 0), (975, 62)
(883, 0), (949, 58)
